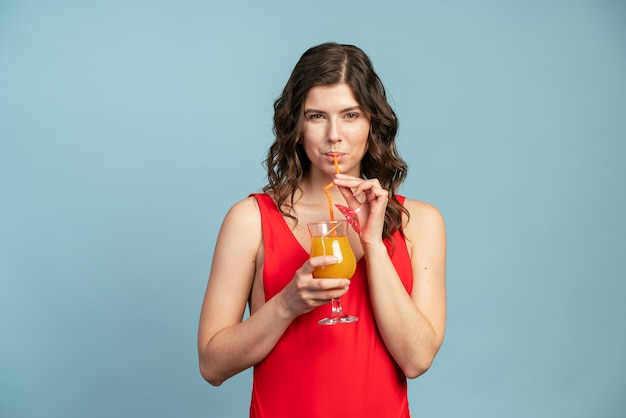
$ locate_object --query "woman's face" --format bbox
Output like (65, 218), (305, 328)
(301, 83), (370, 178)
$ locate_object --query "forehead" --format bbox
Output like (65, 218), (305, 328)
(304, 83), (360, 110)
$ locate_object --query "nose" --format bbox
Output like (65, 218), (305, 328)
(327, 119), (341, 143)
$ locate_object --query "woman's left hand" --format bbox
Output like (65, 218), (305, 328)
(333, 173), (388, 245)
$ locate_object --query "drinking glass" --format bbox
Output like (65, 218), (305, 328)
(307, 220), (358, 325)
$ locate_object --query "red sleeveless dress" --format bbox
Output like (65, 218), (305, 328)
(249, 193), (414, 418)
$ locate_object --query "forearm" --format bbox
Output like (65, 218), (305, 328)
(364, 243), (440, 378)
(199, 296), (293, 386)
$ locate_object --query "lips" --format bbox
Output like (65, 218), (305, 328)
(325, 152), (344, 161)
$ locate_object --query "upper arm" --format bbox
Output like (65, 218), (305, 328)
(198, 197), (262, 350)
(404, 199), (447, 346)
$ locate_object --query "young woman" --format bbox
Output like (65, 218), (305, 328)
(198, 42), (447, 417)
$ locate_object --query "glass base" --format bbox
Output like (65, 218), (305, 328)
(318, 314), (359, 326)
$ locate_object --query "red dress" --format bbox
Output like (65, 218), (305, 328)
(249, 193), (414, 417)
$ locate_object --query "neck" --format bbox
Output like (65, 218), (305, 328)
(296, 172), (345, 214)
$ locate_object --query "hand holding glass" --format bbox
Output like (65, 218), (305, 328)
(307, 220), (358, 325)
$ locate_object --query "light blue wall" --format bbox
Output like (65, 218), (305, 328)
(1, 1), (625, 417)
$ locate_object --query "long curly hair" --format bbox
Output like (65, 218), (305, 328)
(264, 42), (409, 242)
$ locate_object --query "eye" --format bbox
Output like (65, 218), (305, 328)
(344, 112), (359, 119)
(307, 113), (325, 120)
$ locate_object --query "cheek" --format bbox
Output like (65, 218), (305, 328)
(300, 135), (319, 162)
(352, 124), (370, 147)
(301, 126), (326, 151)
(302, 124), (321, 140)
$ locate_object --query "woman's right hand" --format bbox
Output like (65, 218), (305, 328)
(278, 256), (350, 319)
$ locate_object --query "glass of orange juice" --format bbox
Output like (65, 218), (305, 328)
(307, 220), (358, 325)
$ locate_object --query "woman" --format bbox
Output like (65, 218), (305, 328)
(198, 42), (446, 417)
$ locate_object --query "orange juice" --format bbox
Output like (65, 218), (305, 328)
(310, 236), (356, 278)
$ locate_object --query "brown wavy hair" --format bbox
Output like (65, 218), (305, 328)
(263, 42), (409, 242)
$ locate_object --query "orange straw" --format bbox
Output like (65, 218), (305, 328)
(323, 155), (340, 224)
(324, 183), (335, 222)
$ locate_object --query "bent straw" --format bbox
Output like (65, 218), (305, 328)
(323, 155), (341, 233)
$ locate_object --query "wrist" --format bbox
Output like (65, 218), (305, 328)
(275, 290), (300, 322)
(361, 240), (387, 257)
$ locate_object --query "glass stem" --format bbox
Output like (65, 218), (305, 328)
(331, 298), (344, 316)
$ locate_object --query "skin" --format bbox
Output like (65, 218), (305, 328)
(197, 83), (447, 386)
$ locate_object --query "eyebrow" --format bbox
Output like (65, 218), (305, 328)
(303, 105), (362, 115)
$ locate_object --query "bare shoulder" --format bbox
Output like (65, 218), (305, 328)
(212, 195), (263, 268)
(402, 198), (445, 229)
(401, 198), (446, 249)
(225, 195), (261, 219)
(220, 196), (262, 236)
(207, 195), (263, 294)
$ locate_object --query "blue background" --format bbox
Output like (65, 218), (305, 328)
(1, 1), (625, 417)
